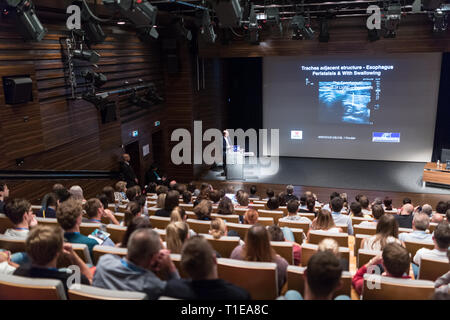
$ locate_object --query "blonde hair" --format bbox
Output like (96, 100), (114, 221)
(244, 209), (259, 225)
(318, 238), (340, 257)
(170, 206), (185, 222)
(156, 193), (166, 209)
(209, 218), (226, 239)
(165, 222), (190, 254)
(115, 181), (127, 192)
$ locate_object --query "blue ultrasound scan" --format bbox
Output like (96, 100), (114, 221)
(319, 81), (373, 124)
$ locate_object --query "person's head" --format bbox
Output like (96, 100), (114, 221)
(432, 213), (444, 223)
(126, 185), (141, 202)
(193, 200), (212, 220)
(208, 189), (221, 203)
(412, 213), (430, 232)
(350, 202), (362, 217)
(433, 222), (450, 250)
(169, 180), (177, 190)
(0, 181), (9, 199)
(187, 182), (197, 193)
(250, 185), (257, 196)
(223, 130), (229, 137)
(286, 185), (294, 195)
(126, 229), (162, 269)
(278, 192), (287, 206)
(266, 197), (279, 210)
(54, 187), (71, 204)
(306, 196), (316, 212)
(42, 193), (58, 210)
(372, 197), (382, 207)
(421, 204), (433, 216)
(311, 209), (336, 231)
(402, 197), (412, 205)
(305, 251), (342, 300)
(52, 183), (65, 194)
(124, 201), (143, 227)
(156, 185), (168, 195)
(318, 238), (340, 258)
(182, 191), (192, 204)
(115, 181), (127, 193)
(164, 190), (180, 212)
(165, 222), (190, 254)
(243, 224), (276, 262)
(181, 236), (217, 280)
(170, 206), (186, 222)
(266, 189), (274, 198)
(287, 199), (299, 215)
(382, 243), (410, 277)
(146, 182), (157, 194)
(120, 216), (151, 248)
(56, 198), (83, 231)
(122, 153), (130, 162)
(372, 204), (385, 220)
(436, 201), (448, 214)
(209, 218), (227, 239)
(156, 193), (166, 209)
(26, 225), (64, 267)
(237, 192), (249, 206)
(267, 224), (285, 242)
(383, 197), (393, 210)
(97, 194), (109, 211)
(69, 185), (84, 201)
(300, 193), (308, 206)
(4, 198), (33, 226)
(102, 186), (115, 204)
(83, 198), (104, 219)
(329, 192), (340, 202)
(372, 214), (399, 250)
(243, 208), (259, 225)
(358, 195), (369, 210)
(401, 203), (414, 216)
(217, 196), (234, 215)
(330, 196), (344, 213)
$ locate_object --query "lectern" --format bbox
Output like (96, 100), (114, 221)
(226, 147), (244, 180)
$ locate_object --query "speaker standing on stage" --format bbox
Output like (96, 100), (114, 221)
(223, 130), (232, 176)
(119, 153), (138, 188)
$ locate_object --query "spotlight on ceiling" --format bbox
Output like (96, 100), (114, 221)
(208, 0), (243, 28)
(5, 0), (47, 41)
(72, 48), (100, 63)
(76, 0), (106, 45)
(291, 14), (314, 40)
(382, 1), (402, 38)
(82, 69), (107, 88)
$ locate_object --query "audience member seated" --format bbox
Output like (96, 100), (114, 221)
(308, 209), (343, 241)
(243, 209), (259, 225)
(69, 185), (85, 204)
(352, 243), (411, 296)
(446, 209), (450, 222)
(358, 195), (372, 216)
(0, 250), (18, 275)
(156, 185), (169, 196)
(285, 185), (299, 203)
(236, 192), (249, 208)
(217, 197), (235, 215)
(187, 182), (199, 197)
(156, 193), (166, 209)
(126, 186), (148, 216)
(84, 198), (119, 227)
(193, 200), (213, 221)
(279, 200), (312, 225)
(399, 213), (433, 243)
(118, 216), (151, 248)
(278, 192), (287, 207)
(208, 190), (221, 204)
(268, 224), (301, 266)
(434, 249), (450, 296)
(329, 197), (353, 235)
(182, 191), (192, 204)
(0, 181), (10, 213)
(54, 187), (71, 205)
(123, 201), (143, 227)
(249, 185), (259, 200)
(395, 203), (414, 229)
(265, 189), (275, 200)
(114, 181), (128, 203)
(436, 201), (448, 215)
(13, 225), (92, 293)
(318, 238), (349, 271)
(322, 192), (341, 212)
(383, 196), (394, 211)
(361, 214), (401, 251)
(165, 222), (190, 254)
(432, 212), (444, 224)
(298, 193), (308, 212)
(350, 201), (371, 219)
(230, 225), (288, 292)
(93, 229), (180, 299)
(421, 204), (433, 217)
(267, 197), (280, 211)
(37, 193), (58, 219)
(302, 196), (317, 215)
(403, 197), (412, 205)
(163, 236), (251, 300)
(155, 190), (179, 217)
(3, 199), (37, 238)
(360, 204), (384, 227)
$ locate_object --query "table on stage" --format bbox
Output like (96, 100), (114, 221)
(423, 162), (450, 187)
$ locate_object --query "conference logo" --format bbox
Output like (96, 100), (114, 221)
(171, 121), (280, 175)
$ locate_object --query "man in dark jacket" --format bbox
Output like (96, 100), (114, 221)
(119, 154), (138, 188)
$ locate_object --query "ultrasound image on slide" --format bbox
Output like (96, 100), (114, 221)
(319, 81), (373, 125)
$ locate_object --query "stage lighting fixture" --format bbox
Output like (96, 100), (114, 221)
(431, 8), (448, 32)
(382, 1), (401, 38)
(82, 69), (107, 88)
(265, 7), (280, 25)
(76, 0), (106, 45)
(209, 0), (243, 28)
(5, 0), (47, 41)
(197, 10), (217, 43)
(318, 17), (330, 42)
(291, 15), (314, 40)
(72, 48), (100, 63)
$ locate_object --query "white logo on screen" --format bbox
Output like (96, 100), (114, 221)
(291, 130), (303, 140)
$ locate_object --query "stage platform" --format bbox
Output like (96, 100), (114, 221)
(199, 157), (450, 195)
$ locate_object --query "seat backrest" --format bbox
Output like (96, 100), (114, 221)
(225, 222), (252, 240)
(106, 224), (127, 244)
(354, 224), (377, 236)
(185, 211), (197, 220)
(256, 217), (274, 227)
(308, 230), (349, 247)
(289, 227), (305, 245)
(148, 207), (160, 216)
(116, 205), (127, 213)
(270, 241), (293, 265)
(335, 224), (348, 234)
(300, 243), (349, 267)
(418, 256), (449, 281)
(201, 233), (241, 258)
(351, 217), (373, 226)
(58, 243), (93, 267)
(279, 220), (310, 234)
(0, 274), (67, 300)
(0, 235), (26, 253)
(404, 240), (435, 260)
(154, 228), (167, 241)
(298, 213), (315, 221)
(357, 249), (381, 268)
(211, 214), (240, 224)
(354, 234), (372, 257)
(169, 253), (189, 278)
(0, 213), (14, 234)
(257, 210), (284, 224)
(179, 203), (194, 209)
(362, 275), (435, 300)
(149, 216), (171, 230)
(233, 207), (248, 216)
(217, 258), (278, 300)
(399, 228), (413, 234)
(278, 206), (289, 215)
(92, 245), (127, 264)
(79, 223), (102, 236)
(287, 265), (352, 298)
(68, 284), (147, 300)
(35, 217), (58, 226)
(249, 204), (265, 210)
(113, 212), (125, 222)
(428, 223), (438, 233)
(186, 219), (211, 234)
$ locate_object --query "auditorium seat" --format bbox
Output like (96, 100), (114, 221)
(308, 230), (349, 247)
(256, 217), (275, 227)
(399, 228), (413, 234)
(179, 203), (194, 209)
(225, 222), (252, 239)
(0, 235), (25, 253)
(278, 206), (289, 215)
(289, 227), (306, 245)
(418, 256), (449, 281)
(201, 234), (241, 258)
(249, 204), (265, 210)
(287, 265), (352, 298)
(354, 234), (372, 256)
(185, 211), (197, 220)
(149, 216), (171, 230)
(211, 213), (240, 224)
(270, 241), (294, 265)
(257, 210), (284, 224)
(357, 249), (381, 268)
(335, 224), (348, 234)
(404, 240), (435, 260)
(154, 228), (166, 241)
(106, 224), (127, 244)
(169, 253), (189, 278)
(92, 245), (127, 264)
(116, 205), (127, 213)
(186, 219), (211, 234)
(298, 213), (315, 221)
(57, 243), (93, 267)
(68, 284), (147, 300)
(31, 205), (41, 214)
(354, 224), (377, 236)
(0, 274), (67, 300)
(300, 243), (349, 267)
(35, 217), (58, 226)
(233, 208), (248, 216)
(114, 212), (124, 222)
(428, 223), (438, 233)
(79, 223), (102, 236)
(351, 216), (373, 226)
(0, 214), (14, 234)
(217, 258), (278, 300)
(148, 207), (160, 216)
(384, 210), (398, 215)
(362, 275), (435, 300)
(279, 220), (311, 234)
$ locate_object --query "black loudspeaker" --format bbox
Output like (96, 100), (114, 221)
(441, 148), (450, 162)
(2, 76), (33, 105)
(167, 54), (179, 74)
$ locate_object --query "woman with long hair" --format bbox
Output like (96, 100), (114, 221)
(165, 221), (190, 254)
(170, 206), (186, 222)
(193, 200), (213, 220)
(119, 216), (152, 248)
(123, 201), (143, 227)
(362, 214), (401, 251)
(217, 196), (234, 215)
(38, 193), (58, 218)
(243, 209), (259, 225)
(308, 209), (343, 241)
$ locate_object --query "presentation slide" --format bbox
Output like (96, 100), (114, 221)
(263, 53), (442, 162)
